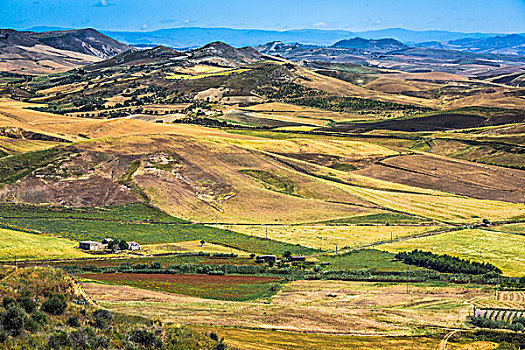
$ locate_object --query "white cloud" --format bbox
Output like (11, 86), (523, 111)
(313, 22), (327, 28)
(93, 0), (114, 7)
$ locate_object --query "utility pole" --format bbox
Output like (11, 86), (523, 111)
(335, 244), (338, 254)
(265, 226), (268, 239)
(406, 264), (410, 294)
(391, 231), (393, 243)
(14, 254), (17, 267)
(317, 236), (323, 251)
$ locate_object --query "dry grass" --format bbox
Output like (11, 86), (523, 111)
(472, 291), (525, 310)
(339, 185), (525, 223)
(0, 137), (62, 154)
(214, 224), (444, 251)
(166, 68), (251, 80)
(196, 327), (446, 350)
(381, 229), (525, 277)
(84, 279), (489, 335)
(196, 327), (497, 350)
(229, 138), (398, 159)
(0, 98), (257, 141)
(140, 241), (250, 255)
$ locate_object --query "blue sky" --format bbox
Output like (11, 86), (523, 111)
(1, 0), (524, 33)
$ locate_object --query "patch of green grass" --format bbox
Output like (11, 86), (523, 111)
(318, 249), (415, 272)
(118, 160), (141, 185)
(0, 227), (88, 261)
(0, 147), (69, 184)
(0, 203), (184, 223)
(240, 169), (295, 195)
(0, 217), (317, 256)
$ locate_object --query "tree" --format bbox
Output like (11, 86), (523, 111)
(118, 240), (129, 250)
(283, 251), (292, 259)
(200, 240), (205, 247)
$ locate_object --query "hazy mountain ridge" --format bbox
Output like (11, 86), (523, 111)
(101, 27), (513, 48)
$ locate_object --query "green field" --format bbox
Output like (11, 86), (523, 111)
(316, 249), (416, 272)
(0, 203), (184, 222)
(0, 217), (317, 256)
(0, 227), (89, 260)
(381, 229), (525, 277)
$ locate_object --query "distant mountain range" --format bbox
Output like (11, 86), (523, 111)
(417, 34), (525, 55)
(91, 27), (524, 49)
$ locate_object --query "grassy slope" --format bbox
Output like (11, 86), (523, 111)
(215, 224), (445, 251)
(0, 227), (89, 260)
(381, 229), (525, 277)
(0, 217), (317, 256)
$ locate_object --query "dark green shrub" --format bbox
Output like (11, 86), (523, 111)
(510, 323), (524, 332)
(0, 328), (6, 343)
(18, 296), (36, 313)
(24, 317), (40, 333)
(130, 328), (161, 347)
(513, 317), (525, 326)
(42, 294), (68, 315)
(66, 315), (80, 327)
(2, 297), (15, 308)
(48, 330), (71, 349)
(3, 304), (27, 336)
(31, 310), (48, 326)
(209, 332), (219, 341)
(215, 341), (228, 350)
(92, 309), (112, 329)
(2, 305), (26, 336)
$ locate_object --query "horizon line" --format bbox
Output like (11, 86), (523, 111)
(17, 25), (524, 36)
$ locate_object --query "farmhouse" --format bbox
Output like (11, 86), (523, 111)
(256, 255), (277, 262)
(79, 241), (103, 251)
(128, 241), (141, 251)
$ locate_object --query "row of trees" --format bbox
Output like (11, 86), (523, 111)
(286, 95), (432, 113)
(395, 250), (502, 275)
(469, 316), (525, 332)
(59, 259), (516, 286)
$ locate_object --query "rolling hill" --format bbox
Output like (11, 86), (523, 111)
(27, 28), (132, 59)
(331, 37), (408, 52)
(0, 28), (131, 75)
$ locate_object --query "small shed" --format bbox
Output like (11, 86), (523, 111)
(128, 242), (141, 251)
(256, 255), (277, 262)
(79, 241), (102, 251)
